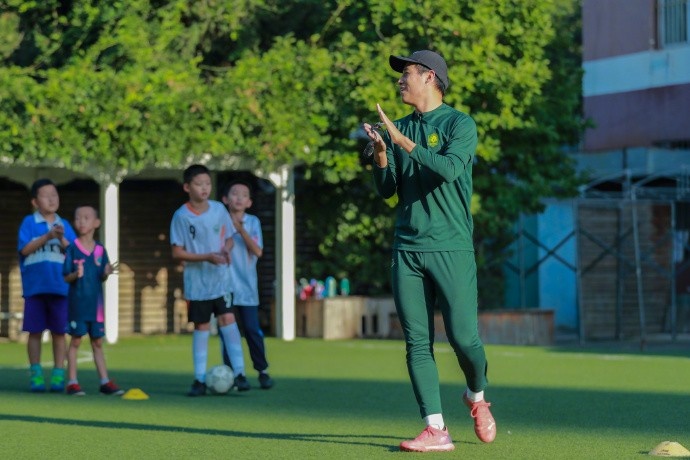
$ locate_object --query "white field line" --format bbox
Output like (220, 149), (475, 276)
(1, 351), (93, 370)
(342, 341), (663, 361)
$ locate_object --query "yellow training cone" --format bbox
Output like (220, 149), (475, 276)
(649, 441), (690, 457)
(121, 388), (149, 400)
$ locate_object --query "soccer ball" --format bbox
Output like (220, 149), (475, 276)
(206, 365), (234, 394)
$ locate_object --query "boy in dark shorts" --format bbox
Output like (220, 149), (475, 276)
(170, 164), (249, 396)
(18, 178), (76, 392)
(63, 205), (123, 396)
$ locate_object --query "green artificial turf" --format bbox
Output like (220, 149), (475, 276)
(1, 335), (688, 459)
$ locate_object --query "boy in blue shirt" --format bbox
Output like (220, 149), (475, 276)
(63, 205), (123, 396)
(170, 164), (249, 396)
(18, 178), (76, 392)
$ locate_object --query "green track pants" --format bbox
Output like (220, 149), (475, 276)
(392, 249), (488, 418)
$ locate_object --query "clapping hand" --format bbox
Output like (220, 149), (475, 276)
(105, 261), (120, 276)
(209, 251), (230, 265)
(48, 223), (64, 240)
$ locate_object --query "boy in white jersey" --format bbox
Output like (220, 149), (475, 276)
(220, 180), (273, 389)
(170, 164), (250, 395)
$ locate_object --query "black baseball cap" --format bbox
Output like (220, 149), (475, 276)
(389, 50), (449, 90)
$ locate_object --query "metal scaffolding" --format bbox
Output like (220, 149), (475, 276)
(505, 165), (690, 347)
(575, 167), (690, 346)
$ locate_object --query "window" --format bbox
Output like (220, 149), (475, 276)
(653, 139), (690, 149)
(659, 0), (689, 46)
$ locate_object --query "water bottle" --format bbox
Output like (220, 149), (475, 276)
(315, 280), (325, 299)
(325, 276), (336, 297)
(339, 278), (350, 296)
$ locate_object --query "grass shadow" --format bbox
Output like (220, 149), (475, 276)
(548, 337), (690, 358)
(2, 365), (688, 437)
(0, 413), (404, 450)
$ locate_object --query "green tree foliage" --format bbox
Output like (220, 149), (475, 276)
(296, 0), (586, 300)
(0, 0), (584, 304)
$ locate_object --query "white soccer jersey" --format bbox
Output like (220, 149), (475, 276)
(170, 200), (235, 301)
(229, 213), (263, 306)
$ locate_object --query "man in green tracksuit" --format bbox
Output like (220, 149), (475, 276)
(364, 50), (496, 453)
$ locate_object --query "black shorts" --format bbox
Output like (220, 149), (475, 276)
(187, 295), (233, 324)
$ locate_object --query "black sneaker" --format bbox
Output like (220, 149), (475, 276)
(233, 374), (251, 392)
(258, 372), (274, 389)
(187, 379), (207, 396)
(99, 380), (125, 396)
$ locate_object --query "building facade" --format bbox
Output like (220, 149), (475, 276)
(507, 0), (690, 340)
(583, 0), (690, 153)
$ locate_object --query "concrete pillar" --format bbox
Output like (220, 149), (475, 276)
(269, 165), (296, 341)
(101, 182), (120, 344)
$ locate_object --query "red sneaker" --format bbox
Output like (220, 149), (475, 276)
(399, 426), (455, 452)
(463, 392), (496, 443)
(66, 383), (85, 396)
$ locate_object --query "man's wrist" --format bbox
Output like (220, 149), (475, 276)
(400, 137), (416, 154)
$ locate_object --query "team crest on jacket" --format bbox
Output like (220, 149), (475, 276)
(428, 133), (439, 147)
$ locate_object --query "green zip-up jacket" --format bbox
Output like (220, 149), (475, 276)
(373, 103), (477, 252)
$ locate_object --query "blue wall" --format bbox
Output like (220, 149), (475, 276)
(503, 200), (578, 332)
(538, 201), (578, 332)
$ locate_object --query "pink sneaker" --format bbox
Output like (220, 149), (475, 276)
(400, 426), (455, 452)
(463, 392), (496, 443)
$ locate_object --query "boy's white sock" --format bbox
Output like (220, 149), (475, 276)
(193, 330), (210, 382)
(219, 323), (245, 377)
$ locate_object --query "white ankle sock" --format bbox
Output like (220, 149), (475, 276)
(466, 388), (484, 402)
(219, 323), (245, 376)
(192, 330), (210, 382)
(424, 413), (445, 430)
